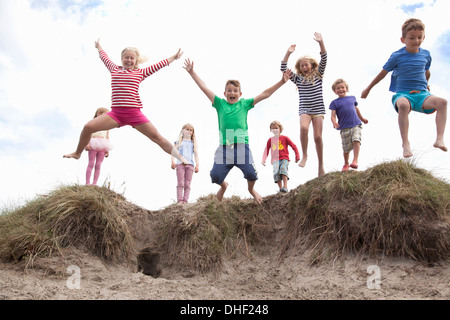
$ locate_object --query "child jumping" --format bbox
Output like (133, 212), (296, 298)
(330, 79), (368, 172)
(361, 18), (447, 157)
(183, 58), (292, 204)
(281, 32), (327, 177)
(262, 121), (300, 193)
(85, 107), (113, 185)
(64, 39), (188, 165)
(171, 123), (199, 204)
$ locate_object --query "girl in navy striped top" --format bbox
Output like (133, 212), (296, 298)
(281, 32), (327, 177)
(64, 39), (188, 165)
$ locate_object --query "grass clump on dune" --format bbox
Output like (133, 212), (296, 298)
(0, 185), (135, 265)
(281, 160), (450, 264)
(156, 195), (273, 273)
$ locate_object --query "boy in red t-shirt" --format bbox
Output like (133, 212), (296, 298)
(262, 121), (300, 193)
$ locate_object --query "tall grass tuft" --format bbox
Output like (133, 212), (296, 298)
(156, 195), (273, 274)
(280, 160), (450, 264)
(0, 185), (135, 265)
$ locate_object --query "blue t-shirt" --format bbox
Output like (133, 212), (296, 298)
(329, 95), (361, 130)
(382, 47), (431, 92)
(175, 140), (195, 165)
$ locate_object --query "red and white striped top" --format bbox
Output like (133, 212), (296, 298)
(99, 50), (169, 108)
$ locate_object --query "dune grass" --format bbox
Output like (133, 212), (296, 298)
(0, 185), (135, 266)
(155, 195), (273, 273)
(0, 160), (448, 273)
(280, 160), (450, 264)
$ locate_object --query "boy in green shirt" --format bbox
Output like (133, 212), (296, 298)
(184, 58), (291, 204)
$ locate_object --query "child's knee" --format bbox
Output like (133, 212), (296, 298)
(395, 98), (411, 112)
(83, 122), (96, 133)
(314, 135), (323, 144)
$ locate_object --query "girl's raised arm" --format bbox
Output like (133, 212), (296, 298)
(314, 32), (326, 54)
(95, 38), (103, 52)
(167, 49), (184, 64)
(282, 44), (296, 63)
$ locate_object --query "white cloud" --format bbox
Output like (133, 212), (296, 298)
(1, 0), (449, 211)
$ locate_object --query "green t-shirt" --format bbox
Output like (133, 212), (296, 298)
(213, 96), (255, 145)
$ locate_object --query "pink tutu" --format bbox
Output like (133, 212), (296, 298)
(89, 137), (113, 151)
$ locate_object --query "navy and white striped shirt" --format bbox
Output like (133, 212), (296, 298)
(281, 52), (327, 115)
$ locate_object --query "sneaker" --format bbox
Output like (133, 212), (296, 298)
(280, 187), (288, 193)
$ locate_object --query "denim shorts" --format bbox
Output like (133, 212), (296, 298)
(210, 144), (258, 184)
(392, 91), (435, 114)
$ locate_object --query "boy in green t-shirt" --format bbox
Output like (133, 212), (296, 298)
(184, 58), (292, 204)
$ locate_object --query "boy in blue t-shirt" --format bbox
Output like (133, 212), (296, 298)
(330, 79), (368, 172)
(361, 18), (447, 158)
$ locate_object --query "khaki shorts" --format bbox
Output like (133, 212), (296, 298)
(340, 125), (362, 153)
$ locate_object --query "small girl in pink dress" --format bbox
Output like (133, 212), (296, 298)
(85, 107), (113, 185)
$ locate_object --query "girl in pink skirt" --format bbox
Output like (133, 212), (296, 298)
(85, 107), (113, 185)
(171, 123), (199, 204)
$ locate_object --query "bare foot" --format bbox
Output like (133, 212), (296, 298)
(318, 165), (325, 177)
(433, 139), (448, 152)
(216, 182), (228, 201)
(249, 189), (263, 204)
(298, 156), (307, 167)
(63, 152), (81, 159)
(402, 143), (413, 158)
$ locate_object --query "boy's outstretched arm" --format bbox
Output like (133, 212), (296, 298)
(254, 69), (292, 105)
(183, 59), (215, 104)
(361, 69), (388, 99)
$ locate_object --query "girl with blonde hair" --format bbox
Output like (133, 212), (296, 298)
(64, 38), (188, 168)
(281, 32), (327, 177)
(85, 107), (113, 185)
(171, 123), (199, 204)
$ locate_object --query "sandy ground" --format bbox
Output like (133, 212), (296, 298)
(0, 247), (448, 301)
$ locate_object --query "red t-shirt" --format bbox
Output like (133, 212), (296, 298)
(262, 135), (300, 164)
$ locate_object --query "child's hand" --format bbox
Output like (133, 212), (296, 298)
(171, 162), (176, 170)
(362, 118), (369, 124)
(261, 161), (266, 166)
(333, 123), (340, 129)
(105, 151), (109, 158)
(313, 32), (323, 43)
(194, 164), (199, 173)
(94, 38), (102, 50)
(168, 49), (183, 64)
(287, 44), (296, 54)
(361, 88), (370, 99)
(174, 48), (184, 60)
(183, 58), (194, 73)
(282, 69), (293, 82)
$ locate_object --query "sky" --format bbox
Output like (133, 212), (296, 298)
(1, 0), (449, 211)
